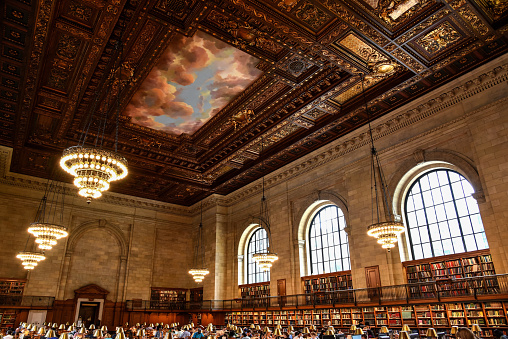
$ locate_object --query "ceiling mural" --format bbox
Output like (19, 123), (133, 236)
(124, 30), (263, 135)
(1, 0), (507, 205)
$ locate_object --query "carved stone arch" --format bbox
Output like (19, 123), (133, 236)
(293, 189), (349, 278)
(387, 148), (484, 261)
(237, 219), (265, 286)
(293, 189), (349, 240)
(66, 219), (128, 258)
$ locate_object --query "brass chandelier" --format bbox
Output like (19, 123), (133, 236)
(28, 179), (68, 250)
(361, 66), (405, 251)
(16, 251), (45, 270)
(189, 200), (209, 283)
(60, 27), (129, 203)
(252, 137), (278, 271)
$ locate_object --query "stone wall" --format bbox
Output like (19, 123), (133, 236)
(0, 54), (507, 303)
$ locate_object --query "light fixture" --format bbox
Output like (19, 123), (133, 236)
(16, 247), (45, 269)
(189, 198), (209, 283)
(361, 75), (405, 251)
(28, 180), (68, 250)
(60, 27), (130, 203)
(251, 137), (278, 271)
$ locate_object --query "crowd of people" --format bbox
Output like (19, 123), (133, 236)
(0, 321), (504, 339)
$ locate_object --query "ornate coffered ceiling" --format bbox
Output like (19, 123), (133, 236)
(1, 0), (507, 205)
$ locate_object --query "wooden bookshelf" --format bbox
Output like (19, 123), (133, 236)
(302, 271), (353, 304)
(224, 301), (508, 337)
(0, 310), (16, 329)
(403, 250), (498, 298)
(150, 287), (186, 306)
(239, 282), (270, 299)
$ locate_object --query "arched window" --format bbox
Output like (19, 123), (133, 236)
(246, 227), (270, 284)
(405, 169), (488, 260)
(309, 205), (350, 275)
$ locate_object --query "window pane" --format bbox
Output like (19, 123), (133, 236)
(246, 227), (270, 284)
(404, 169), (488, 260)
(308, 205), (350, 275)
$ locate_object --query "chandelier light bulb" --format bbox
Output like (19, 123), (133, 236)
(252, 252), (278, 271)
(28, 223), (68, 250)
(189, 268), (209, 283)
(367, 221), (405, 250)
(16, 252), (45, 270)
(60, 146), (128, 203)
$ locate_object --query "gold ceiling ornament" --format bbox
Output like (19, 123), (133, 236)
(60, 27), (130, 204)
(189, 198), (209, 283)
(361, 76), (405, 251)
(251, 137), (278, 271)
(16, 251), (45, 270)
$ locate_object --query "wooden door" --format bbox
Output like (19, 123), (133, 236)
(365, 265), (382, 301)
(277, 279), (286, 307)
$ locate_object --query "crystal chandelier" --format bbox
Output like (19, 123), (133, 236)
(16, 251), (45, 270)
(189, 200), (209, 283)
(60, 28), (129, 203)
(28, 180), (68, 250)
(252, 137), (278, 270)
(252, 252), (278, 271)
(361, 67), (405, 251)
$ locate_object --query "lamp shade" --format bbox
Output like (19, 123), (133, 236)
(53, 323), (58, 328)
(350, 325), (357, 332)
(325, 330), (334, 336)
(264, 327), (271, 333)
(190, 323), (194, 328)
(46, 330), (56, 338)
(136, 324), (140, 327)
(59, 325), (66, 330)
(93, 330), (102, 337)
(125, 323), (129, 327)
(355, 329), (364, 335)
(274, 329), (282, 336)
(399, 332), (410, 339)
(379, 327), (389, 334)
(255, 325), (261, 331)
(79, 327), (86, 334)
(137, 329), (146, 336)
(117, 332), (126, 339)
(288, 326), (294, 332)
(39, 328), (46, 335)
(276, 325), (282, 330)
(451, 326), (459, 335)
(101, 326), (108, 332)
(402, 325), (410, 332)
(89, 325), (96, 330)
(68, 326), (74, 332)
(426, 328), (437, 338)
(250, 324), (255, 329)
(303, 328), (310, 334)
(117, 328), (124, 334)
(208, 324), (214, 332)
(310, 325), (316, 331)
(60, 333), (69, 339)
(471, 324), (481, 333)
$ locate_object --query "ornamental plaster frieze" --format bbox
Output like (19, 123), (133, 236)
(221, 60), (508, 207)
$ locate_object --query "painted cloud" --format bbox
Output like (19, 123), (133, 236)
(124, 30), (262, 135)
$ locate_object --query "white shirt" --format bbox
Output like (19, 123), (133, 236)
(5, 335), (14, 339)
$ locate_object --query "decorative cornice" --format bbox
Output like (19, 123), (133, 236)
(0, 147), (190, 215)
(220, 58), (508, 206)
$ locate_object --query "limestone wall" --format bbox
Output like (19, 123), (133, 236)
(0, 54), (507, 302)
